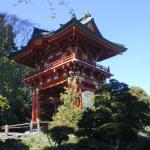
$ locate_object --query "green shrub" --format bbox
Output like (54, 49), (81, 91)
(46, 126), (74, 146)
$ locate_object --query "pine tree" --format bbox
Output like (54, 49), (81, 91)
(77, 79), (150, 150)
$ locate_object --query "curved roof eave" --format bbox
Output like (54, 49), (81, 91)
(9, 16), (127, 60)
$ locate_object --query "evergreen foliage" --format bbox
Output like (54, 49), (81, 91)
(130, 86), (150, 102)
(46, 126), (74, 147)
(51, 105), (82, 130)
(77, 79), (150, 150)
(0, 95), (9, 111)
(0, 13), (31, 125)
(46, 81), (82, 147)
(51, 82), (82, 130)
(0, 95), (9, 124)
(44, 79), (150, 149)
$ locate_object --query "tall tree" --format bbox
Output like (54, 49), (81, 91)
(0, 13), (32, 125)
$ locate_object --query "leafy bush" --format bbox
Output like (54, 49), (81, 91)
(51, 105), (82, 130)
(0, 139), (29, 150)
(0, 95), (9, 125)
(50, 81), (82, 130)
(0, 95), (9, 111)
(45, 78), (82, 148)
(22, 133), (50, 149)
(46, 126), (74, 146)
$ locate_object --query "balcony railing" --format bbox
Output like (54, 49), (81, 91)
(25, 54), (74, 78)
(25, 54), (110, 79)
(77, 57), (110, 73)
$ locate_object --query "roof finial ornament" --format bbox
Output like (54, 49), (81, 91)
(84, 10), (91, 18)
(71, 11), (76, 19)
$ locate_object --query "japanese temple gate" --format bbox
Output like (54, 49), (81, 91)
(9, 13), (126, 122)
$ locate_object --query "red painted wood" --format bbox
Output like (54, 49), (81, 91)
(41, 76), (65, 90)
(35, 91), (39, 121)
(31, 92), (36, 122)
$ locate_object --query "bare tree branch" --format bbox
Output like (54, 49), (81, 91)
(5, 14), (35, 49)
(13, 0), (75, 19)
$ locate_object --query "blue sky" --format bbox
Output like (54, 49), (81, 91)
(1, 0), (150, 94)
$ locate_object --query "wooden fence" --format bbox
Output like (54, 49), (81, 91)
(0, 119), (50, 138)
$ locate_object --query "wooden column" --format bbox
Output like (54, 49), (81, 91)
(73, 76), (78, 108)
(68, 72), (82, 109)
(78, 76), (83, 109)
(37, 118), (40, 133)
(35, 88), (40, 121)
(32, 90), (36, 122)
(32, 88), (40, 122)
(5, 125), (9, 137)
(30, 121), (33, 133)
(73, 76), (83, 108)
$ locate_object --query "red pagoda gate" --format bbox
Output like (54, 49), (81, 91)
(9, 13), (126, 122)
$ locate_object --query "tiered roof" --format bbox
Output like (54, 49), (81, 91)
(9, 13), (127, 67)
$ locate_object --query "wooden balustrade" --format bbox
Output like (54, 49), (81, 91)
(77, 56), (109, 73)
(25, 54), (110, 79)
(25, 54), (74, 78)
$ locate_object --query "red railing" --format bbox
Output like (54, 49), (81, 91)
(51, 54), (74, 67)
(77, 57), (110, 73)
(25, 54), (110, 79)
(25, 54), (74, 78)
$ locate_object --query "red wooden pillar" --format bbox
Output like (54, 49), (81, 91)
(74, 76), (83, 108)
(68, 75), (82, 109)
(32, 88), (40, 122)
(35, 88), (40, 121)
(32, 90), (36, 122)
(73, 76), (77, 108)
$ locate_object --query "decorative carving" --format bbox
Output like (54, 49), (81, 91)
(69, 70), (74, 77)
